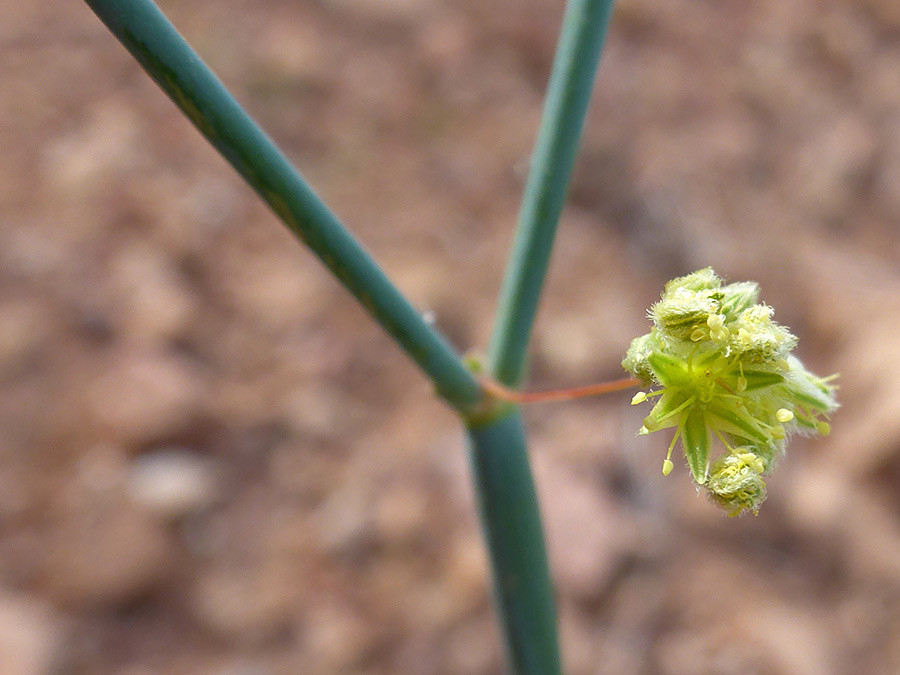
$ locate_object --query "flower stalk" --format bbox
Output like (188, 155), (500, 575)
(479, 374), (641, 404)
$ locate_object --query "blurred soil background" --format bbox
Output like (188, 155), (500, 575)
(2, 0), (900, 673)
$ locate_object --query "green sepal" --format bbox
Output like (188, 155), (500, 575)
(664, 267), (721, 293)
(646, 352), (691, 388)
(644, 391), (689, 432)
(740, 369), (785, 391)
(705, 403), (769, 444)
(682, 409), (710, 484)
(783, 356), (838, 413)
(718, 281), (759, 319)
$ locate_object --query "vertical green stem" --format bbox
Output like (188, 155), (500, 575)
(81, 0), (484, 414)
(488, 0), (616, 387)
(466, 411), (559, 675)
(472, 1), (616, 674)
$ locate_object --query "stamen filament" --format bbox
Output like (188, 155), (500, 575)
(713, 428), (735, 453)
(662, 424), (682, 476)
(655, 395), (697, 424)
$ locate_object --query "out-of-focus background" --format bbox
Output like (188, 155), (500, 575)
(2, 0), (900, 673)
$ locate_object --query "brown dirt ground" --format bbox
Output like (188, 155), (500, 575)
(3, 0), (900, 673)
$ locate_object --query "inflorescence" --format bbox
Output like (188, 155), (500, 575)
(623, 268), (837, 516)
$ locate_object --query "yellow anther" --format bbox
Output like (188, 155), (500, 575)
(707, 314), (724, 329)
(662, 458), (674, 476)
(738, 327), (752, 345)
(690, 328), (706, 342)
(710, 327), (728, 342)
(816, 421), (831, 436)
(736, 375), (748, 393)
(770, 425), (786, 440)
(642, 415), (661, 432)
(631, 391), (648, 405)
(776, 408), (794, 423)
(737, 452), (765, 473)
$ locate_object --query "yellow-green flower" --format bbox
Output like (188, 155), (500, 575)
(623, 268), (837, 515)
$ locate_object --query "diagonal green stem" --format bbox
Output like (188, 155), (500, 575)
(488, 0), (616, 387)
(81, 0), (484, 414)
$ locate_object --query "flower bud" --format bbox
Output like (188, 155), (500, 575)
(705, 451), (768, 516)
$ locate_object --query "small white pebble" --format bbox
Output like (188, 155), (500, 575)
(127, 449), (218, 520)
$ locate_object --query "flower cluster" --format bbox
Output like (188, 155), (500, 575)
(623, 268), (837, 515)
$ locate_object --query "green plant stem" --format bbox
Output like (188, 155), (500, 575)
(81, 0), (483, 414)
(474, 1), (616, 673)
(466, 411), (559, 675)
(488, 0), (616, 387)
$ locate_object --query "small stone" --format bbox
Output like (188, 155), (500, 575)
(215, 245), (329, 334)
(41, 99), (140, 192)
(372, 482), (428, 545)
(127, 448), (219, 520)
(443, 535), (488, 607)
(191, 569), (296, 646)
(108, 242), (195, 345)
(559, 604), (600, 675)
(266, 442), (337, 503)
(86, 348), (205, 447)
(280, 385), (360, 438)
(43, 498), (176, 608)
(312, 477), (374, 555)
(0, 594), (65, 675)
(302, 601), (376, 672)
(444, 617), (499, 675)
(739, 602), (834, 675)
(0, 297), (50, 376)
(71, 444), (128, 497)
